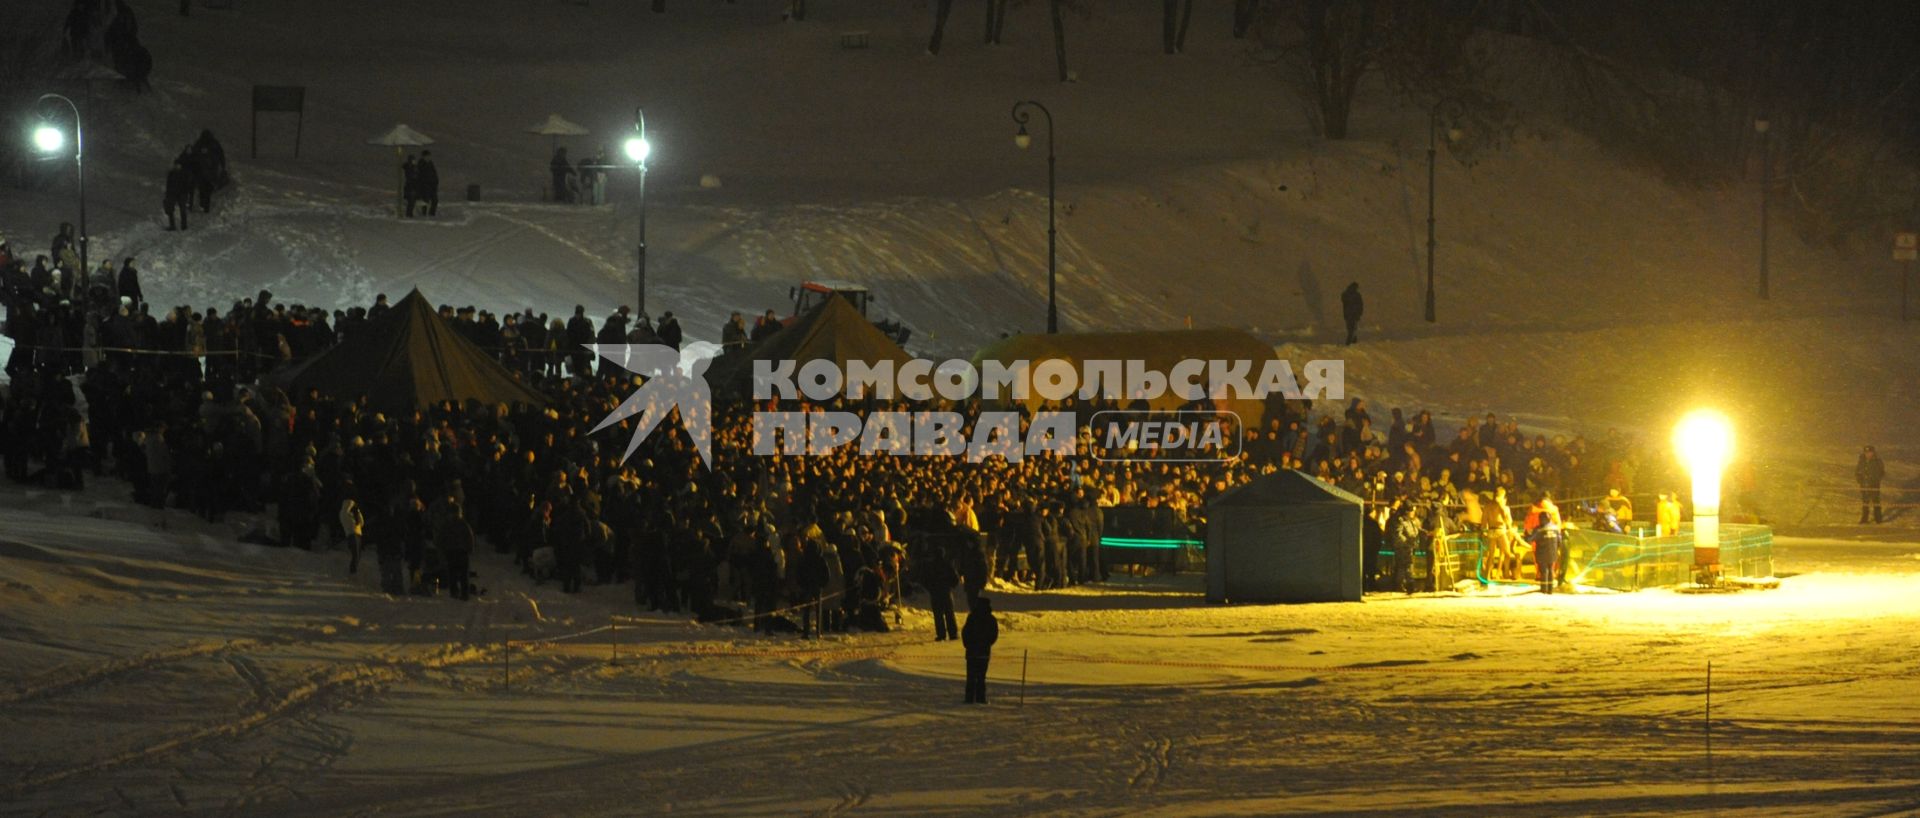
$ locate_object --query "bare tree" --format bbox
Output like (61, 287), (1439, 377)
(929, 0), (955, 54)
(1252, 0), (1378, 139)
(1252, 0), (1491, 140)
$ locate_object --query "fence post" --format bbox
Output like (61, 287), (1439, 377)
(610, 617), (618, 666)
(1705, 660), (1713, 781)
(1019, 649), (1029, 707)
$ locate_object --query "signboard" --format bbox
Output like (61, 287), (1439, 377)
(1896, 232), (1917, 262)
(251, 85), (304, 112)
(250, 85), (306, 158)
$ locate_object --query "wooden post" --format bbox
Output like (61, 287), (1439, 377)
(609, 617), (618, 666)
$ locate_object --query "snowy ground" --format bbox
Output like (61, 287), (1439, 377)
(3, 484), (1919, 817)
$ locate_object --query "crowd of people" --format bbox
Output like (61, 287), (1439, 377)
(2, 227), (1694, 639)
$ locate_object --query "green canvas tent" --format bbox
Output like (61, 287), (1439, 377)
(281, 289), (547, 412)
(1205, 470), (1366, 603)
(707, 294), (911, 399)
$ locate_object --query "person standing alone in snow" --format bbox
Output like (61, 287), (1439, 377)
(961, 595), (998, 703)
(1857, 445), (1885, 524)
(1341, 282), (1364, 345)
(416, 150), (440, 217)
(164, 161), (193, 230)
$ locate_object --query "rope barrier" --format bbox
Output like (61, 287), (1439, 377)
(505, 624), (613, 648)
(3, 343), (274, 358)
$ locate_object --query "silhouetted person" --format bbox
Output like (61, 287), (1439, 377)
(417, 150), (440, 217)
(961, 596), (998, 703)
(116, 257), (142, 307)
(164, 161), (193, 230)
(1341, 282), (1363, 345)
(402, 154), (420, 218)
(1857, 445), (1885, 524)
(550, 147), (575, 204)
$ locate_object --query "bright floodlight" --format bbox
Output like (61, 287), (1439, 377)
(1674, 409), (1732, 505)
(1674, 409), (1733, 561)
(1014, 126), (1032, 150)
(32, 124), (64, 153)
(623, 135), (650, 164)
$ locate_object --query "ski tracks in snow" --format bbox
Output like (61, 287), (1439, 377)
(0, 638), (261, 705)
(2, 640), (497, 800)
(1125, 734), (1174, 794)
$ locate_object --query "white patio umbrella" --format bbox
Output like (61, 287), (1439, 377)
(527, 114), (590, 152)
(367, 124), (434, 217)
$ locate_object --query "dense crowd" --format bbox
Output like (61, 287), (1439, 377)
(2, 225), (1674, 631)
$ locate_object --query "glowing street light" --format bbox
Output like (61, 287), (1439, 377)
(623, 133), (650, 164)
(30, 93), (88, 282)
(1674, 409), (1734, 573)
(33, 125), (64, 153)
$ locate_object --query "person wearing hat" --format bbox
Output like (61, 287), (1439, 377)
(960, 595), (998, 704)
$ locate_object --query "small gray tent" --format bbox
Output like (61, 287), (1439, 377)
(1206, 470), (1365, 603)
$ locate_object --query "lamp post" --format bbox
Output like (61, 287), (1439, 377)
(1011, 100), (1057, 334)
(622, 107), (651, 317)
(1755, 117), (1771, 301)
(33, 93), (88, 281)
(1425, 101), (1464, 324)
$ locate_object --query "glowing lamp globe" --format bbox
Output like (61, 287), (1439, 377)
(1014, 128), (1032, 150)
(623, 136), (651, 164)
(33, 125), (64, 153)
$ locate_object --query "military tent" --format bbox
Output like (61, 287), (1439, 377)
(970, 329), (1284, 430)
(1205, 470), (1365, 603)
(707, 294), (911, 399)
(279, 289), (547, 412)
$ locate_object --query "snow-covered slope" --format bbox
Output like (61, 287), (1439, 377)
(3, 0), (1913, 478)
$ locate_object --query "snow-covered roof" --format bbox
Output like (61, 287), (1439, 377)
(366, 124), (433, 146)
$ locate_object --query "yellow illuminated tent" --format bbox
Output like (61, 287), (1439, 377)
(969, 328), (1284, 430)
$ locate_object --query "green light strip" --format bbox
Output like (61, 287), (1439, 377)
(1100, 537), (1202, 549)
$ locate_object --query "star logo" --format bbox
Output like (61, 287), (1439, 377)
(587, 344), (713, 468)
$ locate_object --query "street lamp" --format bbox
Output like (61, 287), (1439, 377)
(623, 107), (651, 317)
(1674, 409), (1733, 579)
(32, 93), (88, 280)
(1011, 100), (1057, 334)
(1755, 117), (1771, 301)
(1426, 100), (1464, 324)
